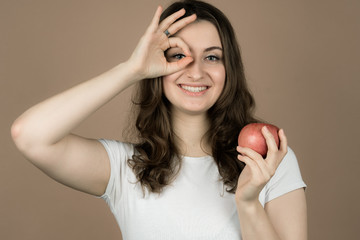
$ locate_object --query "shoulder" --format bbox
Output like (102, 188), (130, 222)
(98, 139), (135, 161)
(259, 146), (306, 205)
(271, 146), (305, 183)
(276, 146), (302, 174)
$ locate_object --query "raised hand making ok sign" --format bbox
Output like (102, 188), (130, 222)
(128, 6), (197, 81)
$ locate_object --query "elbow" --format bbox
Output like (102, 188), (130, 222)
(11, 118), (40, 159)
(11, 118), (24, 148)
(11, 119), (56, 169)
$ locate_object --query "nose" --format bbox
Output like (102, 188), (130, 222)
(185, 59), (204, 81)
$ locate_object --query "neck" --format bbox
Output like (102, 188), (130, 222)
(171, 109), (211, 157)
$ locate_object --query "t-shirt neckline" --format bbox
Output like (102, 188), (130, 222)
(181, 155), (212, 161)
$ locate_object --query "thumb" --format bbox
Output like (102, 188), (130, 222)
(166, 57), (193, 74)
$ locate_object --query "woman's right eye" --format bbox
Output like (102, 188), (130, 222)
(170, 53), (186, 60)
(165, 51), (186, 62)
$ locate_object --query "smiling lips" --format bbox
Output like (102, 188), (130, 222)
(178, 84), (209, 95)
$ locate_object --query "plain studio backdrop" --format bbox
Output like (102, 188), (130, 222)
(1, 0), (359, 239)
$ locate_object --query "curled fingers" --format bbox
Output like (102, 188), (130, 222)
(237, 154), (269, 186)
(237, 146), (273, 181)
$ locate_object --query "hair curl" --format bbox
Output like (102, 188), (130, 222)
(128, 0), (258, 194)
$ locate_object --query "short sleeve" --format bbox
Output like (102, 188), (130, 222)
(259, 147), (307, 206)
(97, 139), (134, 213)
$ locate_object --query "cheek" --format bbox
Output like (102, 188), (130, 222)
(211, 66), (226, 88)
(162, 73), (179, 98)
(162, 77), (170, 98)
(162, 71), (182, 85)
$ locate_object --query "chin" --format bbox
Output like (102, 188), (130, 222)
(175, 105), (212, 116)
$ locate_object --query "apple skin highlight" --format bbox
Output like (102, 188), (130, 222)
(238, 123), (280, 157)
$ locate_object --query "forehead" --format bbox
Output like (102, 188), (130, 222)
(174, 20), (222, 50)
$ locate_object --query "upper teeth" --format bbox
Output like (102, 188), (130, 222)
(181, 85), (207, 92)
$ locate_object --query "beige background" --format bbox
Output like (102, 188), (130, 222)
(1, 0), (359, 239)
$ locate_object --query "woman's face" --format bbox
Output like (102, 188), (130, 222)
(163, 20), (225, 116)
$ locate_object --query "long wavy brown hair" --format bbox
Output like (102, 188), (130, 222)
(128, 0), (258, 194)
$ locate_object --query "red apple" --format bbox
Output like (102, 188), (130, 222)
(238, 123), (280, 157)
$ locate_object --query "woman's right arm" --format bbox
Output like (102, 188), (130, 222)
(11, 63), (140, 197)
(11, 6), (196, 196)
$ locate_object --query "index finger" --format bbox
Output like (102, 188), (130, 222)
(146, 6), (163, 33)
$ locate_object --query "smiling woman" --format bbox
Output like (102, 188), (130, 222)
(132, 1), (254, 194)
(11, 0), (307, 239)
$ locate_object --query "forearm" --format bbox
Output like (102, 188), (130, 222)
(237, 200), (281, 240)
(11, 61), (138, 151)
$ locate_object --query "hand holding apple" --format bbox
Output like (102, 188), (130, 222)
(238, 123), (280, 157)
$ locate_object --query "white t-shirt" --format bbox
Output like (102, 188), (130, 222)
(99, 139), (306, 240)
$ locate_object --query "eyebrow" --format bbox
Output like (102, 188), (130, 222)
(204, 46), (223, 52)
